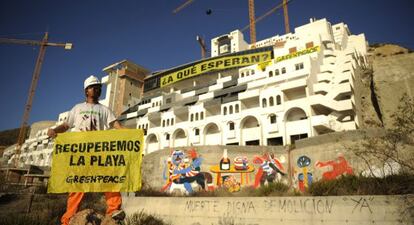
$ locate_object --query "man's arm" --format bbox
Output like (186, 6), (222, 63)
(47, 122), (70, 138)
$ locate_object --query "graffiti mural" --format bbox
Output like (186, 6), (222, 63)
(315, 154), (353, 180)
(297, 155), (313, 192)
(161, 148), (208, 194)
(253, 152), (286, 188)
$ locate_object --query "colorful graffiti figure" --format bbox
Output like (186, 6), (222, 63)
(297, 155), (313, 192)
(223, 175), (241, 192)
(315, 154), (353, 180)
(253, 152), (286, 188)
(161, 149), (205, 194)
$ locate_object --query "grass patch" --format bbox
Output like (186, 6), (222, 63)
(0, 194), (66, 225)
(126, 210), (171, 225)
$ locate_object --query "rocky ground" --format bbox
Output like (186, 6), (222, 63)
(357, 44), (414, 129)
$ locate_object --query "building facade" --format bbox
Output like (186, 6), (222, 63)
(118, 18), (368, 154)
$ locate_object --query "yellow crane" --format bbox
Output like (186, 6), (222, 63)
(174, 0), (292, 50)
(248, 0), (257, 48)
(196, 35), (208, 59)
(0, 32), (72, 167)
(173, 0), (195, 14)
(241, 0), (292, 34)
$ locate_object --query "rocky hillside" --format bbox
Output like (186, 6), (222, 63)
(357, 44), (414, 129)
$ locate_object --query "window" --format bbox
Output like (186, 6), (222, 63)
(281, 67), (286, 74)
(241, 72), (244, 78)
(295, 63), (304, 70)
(275, 69), (280, 76)
(229, 105), (233, 114)
(195, 113), (199, 121)
(190, 114), (193, 121)
(166, 134), (170, 140)
(251, 70), (255, 75)
(162, 120), (165, 127)
(262, 98), (267, 107)
(171, 118), (174, 125)
(229, 122), (235, 130)
(269, 71), (273, 77)
(167, 119), (170, 126)
(223, 107), (227, 115)
(246, 71), (250, 76)
(200, 112), (204, 120)
(306, 42), (314, 48)
(194, 128), (200, 136)
(270, 115), (277, 124)
(166, 98), (171, 104)
(276, 95), (281, 105)
(269, 97), (274, 106)
(235, 104), (240, 113)
(289, 47), (297, 53)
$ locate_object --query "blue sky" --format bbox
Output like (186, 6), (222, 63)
(0, 0), (413, 131)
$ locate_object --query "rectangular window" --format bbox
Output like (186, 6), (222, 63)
(289, 47), (297, 53)
(270, 116), (276, 124)
(195, 129), (200, 136)
(281, 67), (286, 74)
(229, 123), (235, 130)
(295, 63), (304, 70)
(306, 42), (314, 48)
(275, 69), (280, 75)
(166, 134), (170, 140)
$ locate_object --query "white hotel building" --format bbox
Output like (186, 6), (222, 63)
(119, 18), (368, 154)
(5, 18), (368, 167)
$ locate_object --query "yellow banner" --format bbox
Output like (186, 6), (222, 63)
(160, 51), (272, 87)
(276, 46), (320, 63)
(48, 129), (143, 193)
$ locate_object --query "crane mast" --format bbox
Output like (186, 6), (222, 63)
(196, 35), (207, 59)
(283, 0), (290, 34)
(248, 0), (257, 49)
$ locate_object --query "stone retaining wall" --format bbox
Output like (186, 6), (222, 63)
(122, 195), (414, 225)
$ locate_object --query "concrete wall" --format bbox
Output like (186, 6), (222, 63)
(122, 195), (414, 225)
(140, 129), (389, 190)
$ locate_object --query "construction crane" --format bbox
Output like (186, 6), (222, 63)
(248, 0), (257, 48)
(283, 0), (290, 34)
(173, 0), (195, 14)
(196, 35), (208, 59)
(0, 32), (72, 167)
(241, 0), (292, 34)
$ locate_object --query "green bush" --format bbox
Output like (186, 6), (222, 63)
(308, 174), (414, 196)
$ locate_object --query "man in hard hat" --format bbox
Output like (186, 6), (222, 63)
(48, 75), (125, 225)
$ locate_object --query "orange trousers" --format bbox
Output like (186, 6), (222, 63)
(60, 192), (122, 225)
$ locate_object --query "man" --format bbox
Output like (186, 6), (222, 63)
(48, 75), (125, 225)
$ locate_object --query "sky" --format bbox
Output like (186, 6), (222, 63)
(0, 0), (413, 131)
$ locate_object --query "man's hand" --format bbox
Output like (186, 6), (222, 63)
(112, 120), (125, 130)
(47, 122), (69, 138)
(47, 129), (57, 138)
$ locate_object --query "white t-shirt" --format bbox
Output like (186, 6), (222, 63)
(66, 102), (117, 131)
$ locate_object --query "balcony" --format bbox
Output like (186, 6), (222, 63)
(239, 89), (260, 100)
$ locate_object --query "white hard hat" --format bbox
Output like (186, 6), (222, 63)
(84, 75), (101, 89)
